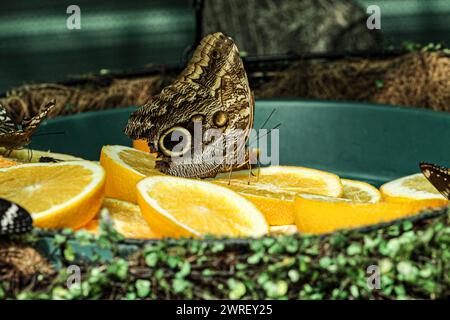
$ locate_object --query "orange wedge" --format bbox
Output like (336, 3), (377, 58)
(0, 161), (105, 229)
(269, 225), (298, 236)
(137, 176), (268, 238)
(214, 166), (343, 225)
(0, 148), (83, 163)
(100, 145), (161, 203)
(294, 194), (447, 234)
(341, 179), (381, 203)
(133, 139), (150, 153)
(0, 156), (17, 168)
(82, 198), (161, 239)
(380, 173), (448, 202)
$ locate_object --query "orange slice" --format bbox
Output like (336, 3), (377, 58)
(341, 179), (381, 203)
(0, 161), (105, 229)
(100, 145), (161, 203)
(380, 173), (448, 202)
(0, 148), (83, 163)
(294, 194), (447, 234)
(133, 139), (150, 153)
(137, 176), (268, 238)
(269, 225), (298, 236)
(82, 198), (161, 239)
(214, 166), (343, 225)
(0, 156), (17, 168)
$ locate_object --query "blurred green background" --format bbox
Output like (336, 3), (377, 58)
(0, 0), (449, 91)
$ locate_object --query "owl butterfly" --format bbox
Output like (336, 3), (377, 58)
(125, 32), (254, 178)
(0, 199), (33, 236)
(419, 162), (450, 200)
(0, 100), (56, 152)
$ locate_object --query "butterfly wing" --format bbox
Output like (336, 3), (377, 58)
(0, 104), (18, 134)
(0, 129), (32, 150)
(419, 162), (450, 200)
(0, 100), (55, 150)
(21, 100), (56, 133)
(179, 32), (253, 137)
(125, 33), (253, 178)
(0, 198), (33, 235)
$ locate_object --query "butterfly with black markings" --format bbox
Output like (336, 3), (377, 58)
(419, 162), (450, 200)
(0, 198), (33, 236)
(0, 100), (56, 152)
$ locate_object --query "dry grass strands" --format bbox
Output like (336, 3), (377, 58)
(0, 76), (165, 123)
(0, 242), (53, 282)
(256, 52), (450, 112)
(0, 51), (448, 121)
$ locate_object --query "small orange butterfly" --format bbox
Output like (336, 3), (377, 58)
(0, 100), (55, 152)
(420, 162), (450, 200)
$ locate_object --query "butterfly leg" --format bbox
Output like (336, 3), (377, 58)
(227, 164), (234, 185)
(26, 147), (34, 162)
(246, 161), (252, 185)
(256, 157), (261, 183)
(248, 147), (261, 181)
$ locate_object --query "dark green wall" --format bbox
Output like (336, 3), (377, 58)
(356, 0), (450, 46)
(0, 0), (196, 91)
(0, 0), (448, 92)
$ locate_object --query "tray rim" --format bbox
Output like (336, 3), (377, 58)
(40, 98), (450, 126)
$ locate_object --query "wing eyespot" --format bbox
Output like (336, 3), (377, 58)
(213, 111), (228, 127)
(158, 126), (192, 157)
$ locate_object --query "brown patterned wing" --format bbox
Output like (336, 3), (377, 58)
(420, 162), (450, 200)
(0, 104), (17, 134)
(0, 100), (55, 150)
(0, 131), (28, 150)
(21, 100), (55, 131)
(125, 32), (254, 178)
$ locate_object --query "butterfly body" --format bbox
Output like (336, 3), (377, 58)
(0, 101), (55, 151)
(125, 32), (254, 178)
(0, 199), (33, 236)
(420, 162), (450, 200)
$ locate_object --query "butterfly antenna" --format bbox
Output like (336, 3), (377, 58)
(248, 122), (282, 146)
(258, 108), (276, 131)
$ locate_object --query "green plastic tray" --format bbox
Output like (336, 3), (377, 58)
(32, 99), (450, 186)
(27, 99), (450, 262)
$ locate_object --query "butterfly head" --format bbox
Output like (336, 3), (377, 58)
(125, 33), (253, 178)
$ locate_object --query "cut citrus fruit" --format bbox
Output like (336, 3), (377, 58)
(82, 198), (161, 239)
(100, 145), (162, 203)
(137, 176), (268, 238)
(0, 147), (83, 163)
(342, 179), (381, 203)
(0, 156), (17, 168)
(380, 173), (448, 202)
(269, 225), (298, 236)
(0, 161), (105, 229)
(133, 139), (150, 153)
(294, 194), (448, 234)
(214, 166), (343, 226)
